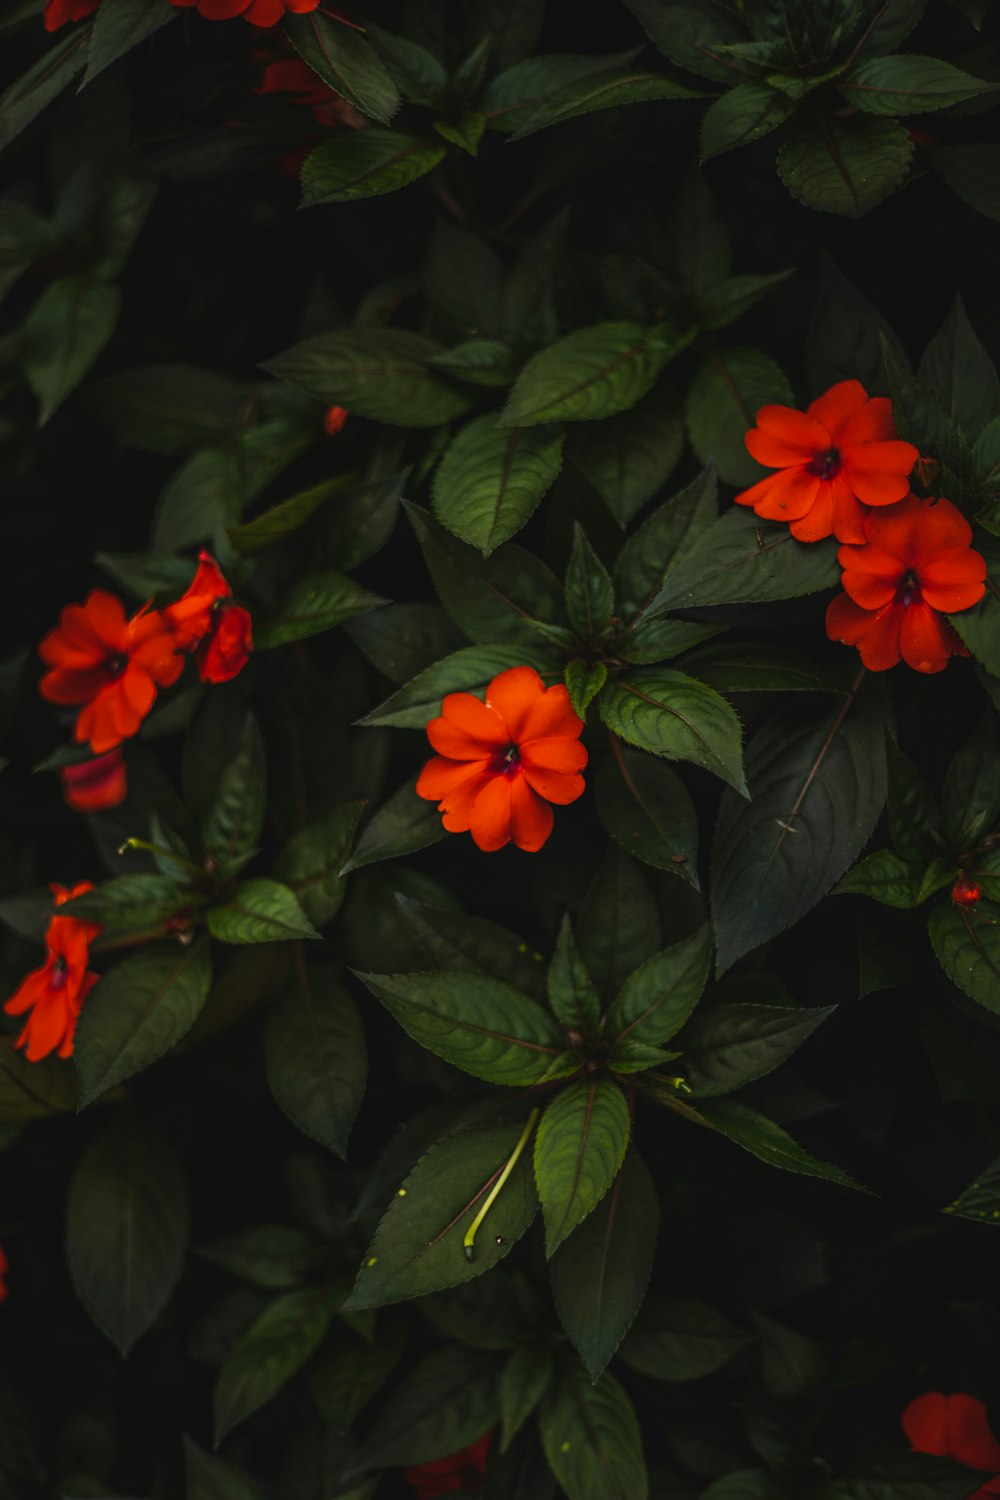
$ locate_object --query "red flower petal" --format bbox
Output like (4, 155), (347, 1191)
(899, 600), (963, 674)
(746, 406), (829, 466)
(805, 378), (869, 435)
(734, 467), (821, 523)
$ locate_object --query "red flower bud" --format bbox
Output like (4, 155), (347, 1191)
(197, 604), (254, 684)
(952, 874), (982, 907)
(324, 405), (349, 435)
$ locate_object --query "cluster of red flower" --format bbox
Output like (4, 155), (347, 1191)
(904, 1392), (1000, 1497)
(44, 0), (320, 31)
(737, 380), (987, 674)
(40, 552), (251, 815)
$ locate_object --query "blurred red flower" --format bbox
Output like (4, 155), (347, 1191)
(825, 495), (986, 673)
(404, 1431), (493, 1497)
(169, 0), (320, 26)
(39, 591), (184, 754)
(324, 405), (349, 434)
(43, 0), (99, 30)
(736, 379), (918, 544)
(163, 551), (253, 684)
(4, 884), (101, 1063)
(903, 1392), (1000, 1496)
(59, 748), (127, 813)
(417, 666), (587, 853)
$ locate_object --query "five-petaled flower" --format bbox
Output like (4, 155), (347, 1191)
(4, 884), (101, 1063)
(39, 591), (184, 754)
(163, 551), (253, 685)
(43, 0), (99, 29)
(825, 495), (986, 674)
(416, 666), (587, 853)
(736, 379), (919, 544)
(404, 1431), (492, 1498)
(170, 0), (320, 26)
(59, 748), (127, 814)
(903, 1392), (1000, 1496)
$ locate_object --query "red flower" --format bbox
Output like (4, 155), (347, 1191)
(324, 405), (349, 434)
(735, 379), (919, 544)
(43, 0), (99, 30)
(952, 874), (982, 907)
(59, 748), (127, 813)
(903, 1393), (1000, 1496)
(825, 495), (986, 674)
(169, 0), (320, 27)
(163, 552), (253, 685)
(416, 666), (587, 853)
(0, 1245), (8, 1304)
(404, 1432), (493, 1498)
(4, 884), (101, 1063)
(39, 591), (184, 755)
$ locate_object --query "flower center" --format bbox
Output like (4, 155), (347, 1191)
(898, 569), (921, 608)
(807, 447), (841, 479)
(49, 955), (68, 990)
(489, 744), (521, 778)
(105, 654), (128, 680)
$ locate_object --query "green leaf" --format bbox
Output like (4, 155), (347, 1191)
(551, 1152), (659, 1381)
(346, 1345), (501, 1470)
(433, 416), (565, 554)
(684, 347), (794, 486)
(84, 364), (253, 455)
(599, 672), (747, 795)
(207, 881), (319, 944)
(754, 1310), (828, 1401)
(434, 111), (487, 155)
(345, 1124), (540, 1308)
(356, 970), (564, 1084)
(255, 571), (385, 649)
(918, 296), (999, 442)
(929, 900), (1000, 1015)
(839, 55), (998, 116)
(615, 465), (719, 619)
(67, 1112), (189, 1356)
(501, 323), (692, 428)
(681, 1002), (835, 1097)
(406, 503), (564, 648)
(500, 1346), (555, 1451)
(508, 67), (704, 139)
(777, 115), (913, 218)
(60, 874), (193, 932)
(622, 0), (750, 83)
(423, 217), (504, 336)
(949, 579), (1000, 674)
(420, 1274), (534, 1352)
(534, 1080), (630, 1255)
(364, 23), (446, 105)
(83, 0), (176, 84)
(300, 130), (445, 206)
(202, 713), (266, 866)
(346, 601), (463, 686)
(313, 1323), (406, 1434)
(567, 384), (685, 528)
(341, 773), (447, 872)
(941, 714), (1000, 852)
(944, 1153), (1000, 1224)
(701, 271), (795, 333)
(198, 1226), (320, 1292)
(313, 468), (409, 572)
(74, 941), (212, 1107)
(227, 475), (353, 555)
(0, 1039), (77, 1121)
(699, 83), (795, 161)
(565, 525), (615, 640)
(832, 1453), (990, 1499)
(0, 26), (90, 152)
(808, 256), (905, 398)
(837, 849), (951, 908)
(540, 1366), (648, 1500)
(620, 1297), (753, 1381)
(397, 895), (546, 1002)
(596, 745), (699, 884)
(711, 688), (888, 971)
(547, 915), (602, 1034)
(606, 928), (712, 1048)
(213, 1288), (333, 1444)
(696, 1098), (867, 1190)
(23, 277), (120, 424)
(578, 846), (660, 1001)
(264, 329), (472, 427)
(931, 143), (1000, 225)
(185, 1437), (263, 1500)
(264, 964), (367, 1158)
(284, 13), (399, 124)
(430, 340), (520, 386)
(680, 643), (824, 694)
(565, 660), (608, 718)
(482, 50), (640, 132)
(616, 617), (723, 667)
(274, 803), (364, 927)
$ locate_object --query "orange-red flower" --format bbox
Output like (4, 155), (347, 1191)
(162, 551), (253, 684)
(39, 591), (184, 755)
(903, 1393), (1000, 1496)
(324, 405), (349, 434)
(59, 748), (127, 813)
(404, 1431), (492, 1498)
(43, 0), (99, 29)
(4, 884), (101, 1063)
(825, 495), (986, 674)
(952, 873), (982, 907)
(416, 666), (587, 853)
(736, 379), (919, 544)
(169, 0), (319, 26)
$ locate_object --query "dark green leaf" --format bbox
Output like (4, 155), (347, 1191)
(615, 465), (719, 619)
(540, 1366), (648, 1500)
(682, 1003), (835, 1097)
(565, 660), (608, 718)
(0, 27), (90, 152)
(397, 895), (548, 1001)
(508, 67), (704, 139)
(202, 711), (266, 865)
(347, 1345), (501, 1471)
(0, 1039), (77, 1121)
(214, 1288), (333, 1444)
(684, 348), (794, 486)
(501, 323), (692, 427)
(941, 715), (1000, 852)
(680, 643), (824, 694)
(482, 50), (639, 133)
(578, 846), (660, 1000)
(839, 55), (998, 116)
(364, 23), (446, 105)
(500, 1346), (555, 1451)
(85, 364), (253, 454)
(285, 13), (400, 124)
(264, 329), (471, 427)
(429, 340), (520, 386)
(312, 1323), (406, 1434)
(696, 1098), (867, 1190)
(274, 803), (364, 927)
(83, 0), (177, 86)
(620, 1297), (753, 1381)
(929, 900), (1000, 1015)
(264, 964), (367, 1158)
(918, 296), (999, 442)
(60, 874), (192, 932)
(207, 881), (319, 944)
(301, 130), (445, 206)
(777, 115), (913, 218)
(808, 256), (905, 397)
(362, 649), (541, 731)
(699, 83), (795, 160)
(198, 1226), (320, 1292)
(931, 144), (1000, 225)
(255, 572), (385, 649)
(346, 601), (463, 686)
(832, 1452), (989, 1499)
(565, 525), (615, 640)
(606, 927), (712, 1046)
(754, 1311), (828, 1401)
(227, 476), (353, 555)
(433, 417), (564, 554)
(622, 0), (751, 83)
(567, 384), (685, 528)
(943, 1153), (1000, 1224)
(67, 1112), (189, 1355)
(74, 940), (212, 1106)
(534, 1080), (630, 1255)
(23, 276), (120, 424)
(341, 773), (447, 872)
(599, 672), (747, 794)
(596, 745), (699, 884)
(837, 849), (951, 908)
(701, 271), (795, 332)
(185, 1435), (263, 1500)
(547, 915), (602, 1034)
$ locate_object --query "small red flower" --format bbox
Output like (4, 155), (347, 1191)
(952, 874), (982, 907)
(736, 379), (919, 544)
(404, 1432), (493, 1498)
(169, 0), (320, 27)
(163, 552), (253, 685)
(59, 748), (127, 814)
(903, 1393), (1000, 1496)
(39, 591), (184, 755)
(324, 405), (349, 435)
(416, 666), (587, 854)
(0, 1245), (8, 1304)
(4, 884), (101, 1063)
(43, 0), (99, 30)
(825, 495), (986, 674)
